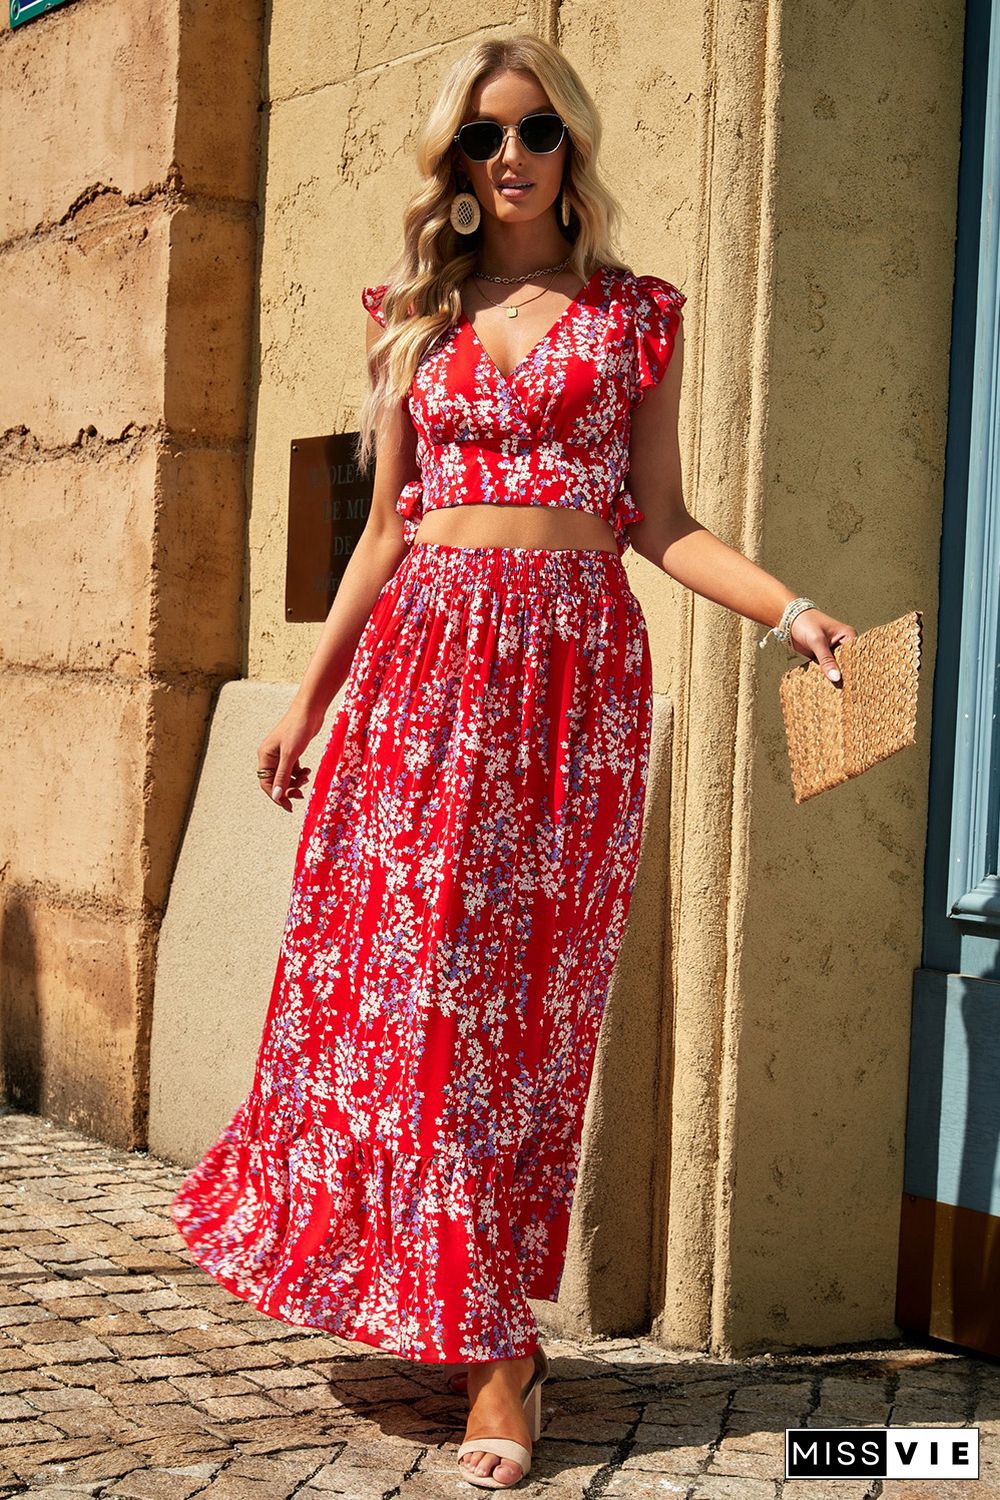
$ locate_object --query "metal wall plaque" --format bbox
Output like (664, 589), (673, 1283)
(285, 432), (374, 622)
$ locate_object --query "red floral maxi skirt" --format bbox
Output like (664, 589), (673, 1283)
(170, 540), (653, 1365)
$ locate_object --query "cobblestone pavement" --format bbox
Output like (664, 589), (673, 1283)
(1, 1109), (998, 1499)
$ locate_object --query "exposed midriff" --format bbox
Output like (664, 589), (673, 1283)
(411, 502), (619, 555)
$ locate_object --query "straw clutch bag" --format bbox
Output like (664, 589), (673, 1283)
(778, 609), (922, 804)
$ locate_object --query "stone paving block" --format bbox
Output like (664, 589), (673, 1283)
(144, 1307), (224, 1331)
(98, 1469), (208, 1498)
(2, 1391), (50, 1421)
(305, 1456), (412, 1493)
(621, 1440), (715, 1474)
(0, 1303), (54, 1330)
(39, 1360), (143, 1388)
(0, 1434), (111, 1475)
(22, 1383), (119, 1412)
(77, 1314), (161, 1337)
(0, 1416), (71, 1444)
(13, 1319), (105, 1347)
(893, 1392), (975, 1421)
(0, 1346), (38, 1373)
(704, 1445), (782, 1479)
(194, 1347), (290, 1374)
(172, 1327), (265, 1353)
(0, 1371), (61, 1398)
(781, 1484), (880, 1499)
(119, 1354), (210, 1379)
(628, 1421), (722, 1448)
(730, 1380), (813, 1413)
(268, 1384), (353, 1414)
(17, 1279), (106, 1303)
(716, 1425), (785, 1456)
(18, 1338), (116, 1366)
(603, 1471), (695, 1496)
(688, 1474), (778, 1497)
(197, 1393), (292, 1420)
(43, 1297), (125, 1320)
(241, 1366), (324, 1390)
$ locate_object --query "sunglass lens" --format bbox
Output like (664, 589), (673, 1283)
(520, 114), (565, 153)
(458, 122), (503, 160)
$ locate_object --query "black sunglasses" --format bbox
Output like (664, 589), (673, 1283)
(453, 111), (568, 162)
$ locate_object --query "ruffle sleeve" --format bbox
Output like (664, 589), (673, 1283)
(361, 283), (390, 328)
(630, 274), (686, 405)
(395, 478), (424, 547)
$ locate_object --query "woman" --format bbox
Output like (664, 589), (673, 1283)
(171, 33), (856, 1491)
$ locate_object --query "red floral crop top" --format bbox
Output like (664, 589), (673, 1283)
(361, 264), (685, 555)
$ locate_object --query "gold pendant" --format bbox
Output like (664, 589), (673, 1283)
(507, 306), (518, 318)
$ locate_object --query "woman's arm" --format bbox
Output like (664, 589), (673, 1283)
(289, 314), (418, 724)
(258, 315), (419, 810)
(626, 320), (855, 680)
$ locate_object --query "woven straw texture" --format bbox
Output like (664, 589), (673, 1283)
(778, 610), (922, 803)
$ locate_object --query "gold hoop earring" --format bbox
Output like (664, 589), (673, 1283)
(450, 188), (481, 234)
(560, 188), (571, 227)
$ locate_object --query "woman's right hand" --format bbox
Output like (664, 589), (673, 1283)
(257, 701), (327, 813)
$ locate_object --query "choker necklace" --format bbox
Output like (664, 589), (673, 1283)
(474, 256), (572, 284)
(471, 256), (574, 319)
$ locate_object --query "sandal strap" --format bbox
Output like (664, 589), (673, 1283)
(457, 1437), (531, 1468)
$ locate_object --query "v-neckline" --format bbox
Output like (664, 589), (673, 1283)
(460, 266), (603, 386)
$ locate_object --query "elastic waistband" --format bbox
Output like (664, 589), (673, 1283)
(404, 539), (627, 591)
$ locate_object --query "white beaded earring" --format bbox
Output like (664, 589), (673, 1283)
(450, 183), (481, 234)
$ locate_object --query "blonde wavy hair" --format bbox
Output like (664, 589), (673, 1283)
(356, 34), (631, 473)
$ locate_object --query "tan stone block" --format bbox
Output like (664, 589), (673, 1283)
(144, 678), (225, 908)
(705, 1443), (783, 1479)
(19, 1338), (115, 1367)
(0, 1394), (41, 1420)
(97, 1469), (208, 1500)
(23, 1385), (111, 1412)
(161, 1323), (253, 1354)
(168, 1373), (258, 1399)
(0, 1305), (52, 1330)
(196, 1392), (288, 1420)
(780, 1486), (873, 1500)
(192, 1345), (287, 1375)
(0, 1433), (108, 1475)
(10, 1319), (92, 1345)
(0, 1417), (68, 1444)
(40, 1360), (133, 1387)
(688, 1476), (777, 1499)
(71, 1310), (148, 1333)
(119, 1355), (207, 1378)
(0, 4), (176, 241)
(96, 1379), (186, 1406)
(171, 0), (262, 204)
(0, 675), (146, 891)
(45, 1299), (122, 1320)
(0, 446), (155, 675)
(603, 1474), (695, 1497)
(1, 203), (169, 447)
(150, 444), (243, 677)
(163, 204), (257, 437)
(269, 1384), (350, 1414)
(622, 1440), (713, 1473)
(0, 902), (143, 1142)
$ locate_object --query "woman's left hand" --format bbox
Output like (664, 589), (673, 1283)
(788, 609), (858, 684)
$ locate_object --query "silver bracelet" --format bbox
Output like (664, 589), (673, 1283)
(758, 596), (818, 649)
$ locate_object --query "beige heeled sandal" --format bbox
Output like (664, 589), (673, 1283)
(456, 1345), (550, 1489)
